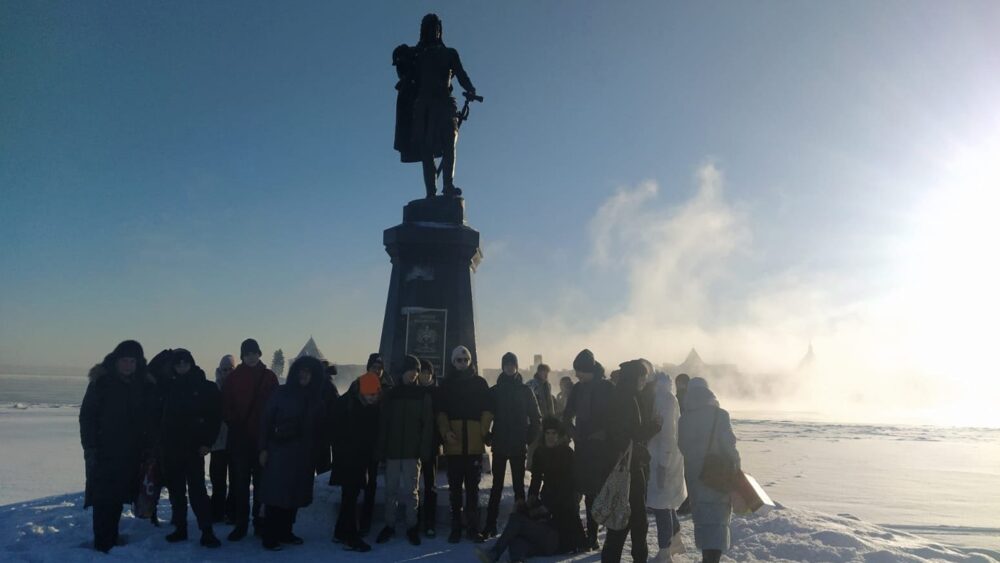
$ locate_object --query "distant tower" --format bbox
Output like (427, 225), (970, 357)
(296, 336), (327, 361)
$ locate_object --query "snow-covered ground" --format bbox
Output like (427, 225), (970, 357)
(2, 399), (999, 561)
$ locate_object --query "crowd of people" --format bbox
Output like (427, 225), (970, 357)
(79, 339), (741, 562)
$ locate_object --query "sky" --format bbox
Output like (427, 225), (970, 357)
(2, 1), (999, 424)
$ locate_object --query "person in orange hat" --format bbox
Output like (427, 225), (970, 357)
(330, 371), (383, 552)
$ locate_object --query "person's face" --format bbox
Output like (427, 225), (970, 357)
(502, 363), (517, 376)
(575, 370), (593, 382)
(403, 369), (418, 385)
(417, 369), (433, 386)
(174, 359), (191, 375)
(116, 357), (137, 377)
(370, 361), (384, 376)
(452, 354), (471, 370)
(360, 391), (379, 405)
(298, 369), (312, 387)
(636, 373), (648, 392)
(219, 363), (234, 376)
(537, 368), (550, 381)
(243, 352), (261, 367)
(676, 379), (688, 391)
(544, 429), (559, 448)
(560, 379), (573, 394)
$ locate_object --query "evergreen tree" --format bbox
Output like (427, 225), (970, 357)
(272, 348), (285, 378)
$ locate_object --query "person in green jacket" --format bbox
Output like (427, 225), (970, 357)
(375, 355), (434, 546)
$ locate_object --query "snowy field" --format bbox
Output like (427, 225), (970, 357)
(2, 375), (1000, 561)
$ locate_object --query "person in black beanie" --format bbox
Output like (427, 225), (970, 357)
(562, 348), (615, 551)
(80, 340), (157, 553)
(158, 349), (223, 548)
(366, 352), (394, 391)
(481, 352), (541, 540)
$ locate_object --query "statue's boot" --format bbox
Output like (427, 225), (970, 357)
(441, 141), (461, 197)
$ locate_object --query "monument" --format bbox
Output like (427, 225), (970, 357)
(379, 14), (484, 376)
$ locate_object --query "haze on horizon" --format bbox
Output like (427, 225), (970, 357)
(2, 2), (999, 427)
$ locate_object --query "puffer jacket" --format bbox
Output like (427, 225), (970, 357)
(488, 372), (541, 458)
(436, 367), (493, 456)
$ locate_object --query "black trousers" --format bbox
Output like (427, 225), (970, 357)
(209, 449), (232, 520)
(361, 459), (378, 532)
(228, 444), (262, 528)
(335, 485), (361, 541)
(491, 512), (559, 560)
(263, 505), (298, 544)
(92, 502), (123, 552)
(419, 454), (438, 529)
(584, 494), (598, 543)
(486, 454), (526, 526)
(446, 455), (482, 527)
(601, 467), (649, 563)
(164, 449), (212, 530)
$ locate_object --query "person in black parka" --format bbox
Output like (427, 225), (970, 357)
(80, 340), (157, 553)
(330, 372), (383, 552)
(258, 355), (327, 551)
(158, 349), (223, 547)
(562, 349), (616, 550)
(482, 352), (541, 539)
(600, 360), (663, 563)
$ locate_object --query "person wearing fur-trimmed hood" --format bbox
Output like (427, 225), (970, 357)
(257, 355), (327, 550)
(647, 371), (687, 562)
(678, 377), (740, 563)
(79, 340), (157, 553)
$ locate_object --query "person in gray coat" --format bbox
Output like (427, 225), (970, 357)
(257, 356), (326, 551)
(677, 377), (740, 563)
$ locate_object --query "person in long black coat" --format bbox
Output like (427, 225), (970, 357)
(330, 372), (382, 552)
(562, 349), (615, 550)
(79, 340), (156, 553)
(158, 349), (222, 547)
(257, 355), (327, 550)
(600, 360), (663, 563)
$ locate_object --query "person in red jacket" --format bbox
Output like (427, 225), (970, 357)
(221, 338), (278, 541)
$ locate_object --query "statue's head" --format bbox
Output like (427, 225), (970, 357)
(420, 13), (442, 44)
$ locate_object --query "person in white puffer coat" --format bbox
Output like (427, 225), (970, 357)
(646, 372), (687, 562)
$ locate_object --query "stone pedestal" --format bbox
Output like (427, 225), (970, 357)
(378, 197), (482, 377)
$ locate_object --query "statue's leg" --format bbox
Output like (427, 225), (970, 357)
(442, 130), (459, 195)
(422, 158), (437, 198)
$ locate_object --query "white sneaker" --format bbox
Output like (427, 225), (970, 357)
(669, 533), (686, 556)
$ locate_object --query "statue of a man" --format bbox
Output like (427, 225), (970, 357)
(393, 14), (478, 198)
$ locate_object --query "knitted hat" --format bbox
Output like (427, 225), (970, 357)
(572, 349), (596, 373)
(451, 345), (472, 362)
(688, 376), (709, 390)
(501, 352), (518, 368)
(366, 353), (384, 370)
(240, 338), (262, 358)
(402, 354), (421, 373)
(359, 372), (381, 395)
(542, 416), (565, 435)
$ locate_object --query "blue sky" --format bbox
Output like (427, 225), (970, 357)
(3, 0), (999, 416)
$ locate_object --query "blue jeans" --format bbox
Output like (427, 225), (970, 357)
(652, 508), (680, 549)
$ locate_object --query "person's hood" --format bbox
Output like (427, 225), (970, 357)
(652, 372), (676, 409)
(683, 383), (720, 411)
(285, 355), (325, 392)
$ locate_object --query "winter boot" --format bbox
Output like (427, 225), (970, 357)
(280, 532), (304, 545)
(165, 525), (188, 543)
(199, 527), (221, 548)
(465, 508), (481, 541)
(375, 526), (394, 544)
(227, 523), (248, 541)
(448, 516), (463, 544)
(262, 537), (283, 551)
(478, 521), (497, 542)
(406, 525), (421, 546)
(344, 537), (372, 552)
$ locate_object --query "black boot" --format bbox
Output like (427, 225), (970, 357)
(465, 508), (480, 541)
(406, 525), (421, 546)
(228, 523), (248, 541)
(166, 525), (188, 543)
(375, 526), (394, 544)
(448, 517), (462, 544)
(344, 537), (371, 552)
(200, 527), (221, 548)
(477, 521), (497, 542)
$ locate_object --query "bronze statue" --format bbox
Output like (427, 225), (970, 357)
(393, 14), (481, 198)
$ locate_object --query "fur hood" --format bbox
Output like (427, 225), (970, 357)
(87, 363), (155, 384)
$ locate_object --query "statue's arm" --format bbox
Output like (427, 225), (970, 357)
(451, 49), (475, 94)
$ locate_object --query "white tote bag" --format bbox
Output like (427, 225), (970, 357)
(591, 442), (633, 531)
